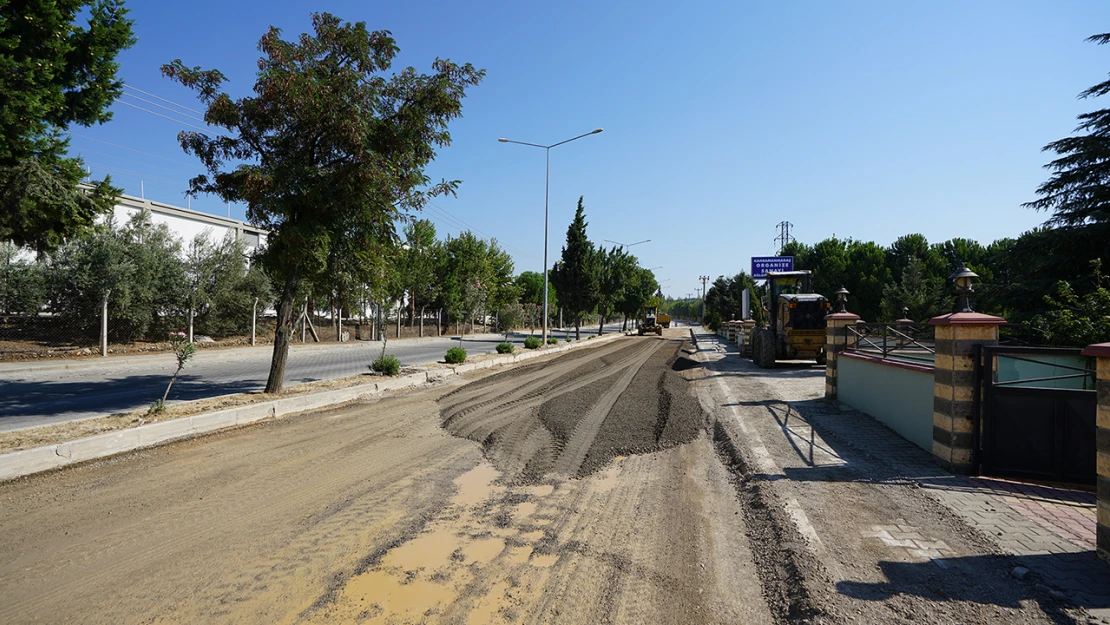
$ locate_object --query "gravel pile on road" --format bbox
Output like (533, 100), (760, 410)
(439, 337), (704, 482)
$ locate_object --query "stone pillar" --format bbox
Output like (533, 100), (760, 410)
(1081, 342), (1110, 563)
(928, 312), (1006, 474)
(824, 311), (861, 399)
(739, 319), (756, 356)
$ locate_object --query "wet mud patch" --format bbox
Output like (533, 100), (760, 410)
(439, 338), (706, 482)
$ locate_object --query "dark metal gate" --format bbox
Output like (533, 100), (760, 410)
(975, 346), (1097, 485)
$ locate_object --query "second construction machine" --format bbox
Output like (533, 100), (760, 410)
(750, 270), (830, 368)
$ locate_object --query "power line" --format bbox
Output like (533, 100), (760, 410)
(122, 92), (208, 123)
(116, 100), (224, 137)
(123, 83), (204, 115)
(70, 133), (196, 167)
(86, 161), (186, 185)
(77, 149), (195, 177)
(424, 201), (541, 261)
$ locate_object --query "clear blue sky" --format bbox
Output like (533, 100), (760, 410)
(74, 0), (1110, 299)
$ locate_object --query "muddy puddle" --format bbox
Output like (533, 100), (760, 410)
(304, 462), (564, 624)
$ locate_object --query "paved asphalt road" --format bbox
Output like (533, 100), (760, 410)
(0, 323), (636, 433)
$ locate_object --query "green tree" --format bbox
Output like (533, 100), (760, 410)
(595, 246), (637, 335)
(515, 271), (545, 306)
(886, 234), (944, 284)
(550, 197), (599, 340)
(1024, 32), (1110, 253)
(163, 13), (483, 392)
(399, 219), (441, 325)
(1028, 261), (1110, 347)
(485, 241), (517, 315)
(185, 230), (272, 337)
(0, 242), (47, 316)
(880, 257), (951, 322)
(442, 231), (489, 333)
(0, 0), (135, 252)
(704, 271), (760, 326)
(617, 267), (659, 330)
(52, 211), (185, 342)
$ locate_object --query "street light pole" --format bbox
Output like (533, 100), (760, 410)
(499, 128), (603, 346)
(603, 238), (651, 249)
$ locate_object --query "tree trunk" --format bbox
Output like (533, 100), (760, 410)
(396, 304), (401, 338)
(575, 314), (581, 341)
(420, 306), (425, 337)
(265, 269), (299, 393)
(598, 314), (604, 336)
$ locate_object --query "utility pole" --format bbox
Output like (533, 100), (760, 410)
(698, 275), (710, 319)
(774, 221), (795, 254)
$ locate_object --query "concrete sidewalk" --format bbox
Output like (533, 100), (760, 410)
(692, 327), (1110, 621)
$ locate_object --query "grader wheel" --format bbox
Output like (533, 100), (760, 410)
(755, 329), (776, 369)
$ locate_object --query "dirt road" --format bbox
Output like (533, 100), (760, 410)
(0, 334), (771, 624)
(0, 330), (1070, 624)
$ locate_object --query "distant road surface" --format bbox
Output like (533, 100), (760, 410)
(0, 324), (624, 432)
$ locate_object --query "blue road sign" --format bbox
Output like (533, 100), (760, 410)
(751, 256), (793, 279)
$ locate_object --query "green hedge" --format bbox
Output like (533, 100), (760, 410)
(445, 346), (467, 364)
(370, 354), (401, 376)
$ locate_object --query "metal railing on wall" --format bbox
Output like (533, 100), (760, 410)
(843, 322), (936, 366)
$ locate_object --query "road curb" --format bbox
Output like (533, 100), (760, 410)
(0, 331), (626, 482)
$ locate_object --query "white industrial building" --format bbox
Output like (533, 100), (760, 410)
(109, 192), (268, 254)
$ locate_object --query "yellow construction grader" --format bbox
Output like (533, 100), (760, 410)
(750, 271), (830, 367)
(638, 306), (665, 336)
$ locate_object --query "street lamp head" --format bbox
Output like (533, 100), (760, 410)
(949, 263), (979, 313)
(835, 286), (849, 313)
(497, 138), (508, 142)
(949, 264), (978, 292)
(591, 128), (604, 134)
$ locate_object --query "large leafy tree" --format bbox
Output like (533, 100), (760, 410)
(0, 0), (135, 252)
(441, 231), (489, 332)
(617, 267), (659, 330)
(595, 245), (637, 335)
(162, 13), (483, 392)
(399, 219), (441, 324)
(550, 197), (599, 340)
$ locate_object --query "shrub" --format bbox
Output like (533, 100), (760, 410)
(547, 337), (557, 345)
(445, 346), (467, 364)
(524, 336), (542, 349)
(496, 342), (514, 354)
(564, 336), (572, 342)
(370, 354), (401, 376)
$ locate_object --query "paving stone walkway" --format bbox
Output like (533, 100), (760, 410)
(811, 388), (1108, 618)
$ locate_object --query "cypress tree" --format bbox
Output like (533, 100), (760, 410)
(550, 197), (599, 340)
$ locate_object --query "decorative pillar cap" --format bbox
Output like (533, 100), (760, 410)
(895, 317), (914, 324)
(928, 312), (1006, 326)
(825, 312), (861, 322)
(1081, 342), (1110, 358)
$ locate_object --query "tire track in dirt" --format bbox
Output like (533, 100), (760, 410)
(439, 336), (704, 482)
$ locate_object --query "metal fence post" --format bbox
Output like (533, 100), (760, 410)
(100, 290), (110, 357)
(251, 297), (258, 346)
